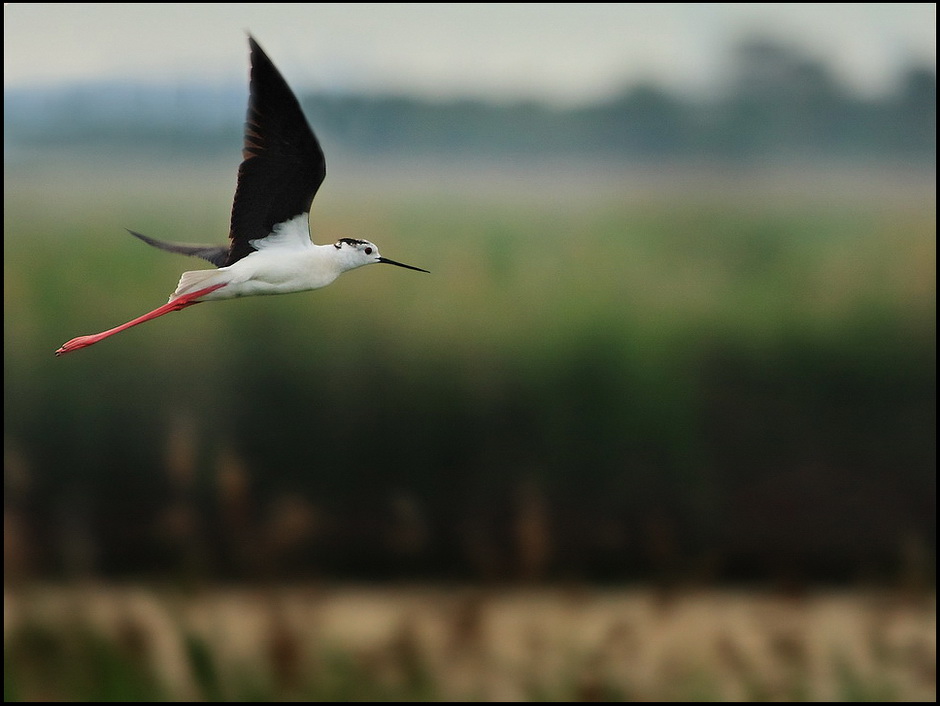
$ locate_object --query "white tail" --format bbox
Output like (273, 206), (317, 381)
(170, 269), (222, 301)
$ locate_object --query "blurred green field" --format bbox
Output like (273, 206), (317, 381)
(3, 163), (936, 582)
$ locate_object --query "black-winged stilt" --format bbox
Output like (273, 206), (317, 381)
(55, 36), (428, 357)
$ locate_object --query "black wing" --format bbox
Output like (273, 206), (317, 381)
(127, 230), (229, 267)
(225, 36), (327, 267)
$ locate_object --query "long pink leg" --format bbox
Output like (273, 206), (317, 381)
(55, 283), (227, 357)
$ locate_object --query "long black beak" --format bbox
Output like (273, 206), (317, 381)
(378, 257), (430, 273)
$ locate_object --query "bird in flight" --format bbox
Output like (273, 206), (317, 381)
(55, 36), (428, 357)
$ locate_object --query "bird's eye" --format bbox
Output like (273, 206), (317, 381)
(364, 247), (373, 255)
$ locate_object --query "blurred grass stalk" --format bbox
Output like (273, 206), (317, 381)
(3, 158), (937, 700)
(3, 584), (936, 701)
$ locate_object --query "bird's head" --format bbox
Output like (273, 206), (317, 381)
(333, 238), (429, 274)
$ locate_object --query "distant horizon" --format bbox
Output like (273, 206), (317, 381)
(4, 4), (936, 105)
(4, 45), (936, 103)
(5, 31), (935, 180)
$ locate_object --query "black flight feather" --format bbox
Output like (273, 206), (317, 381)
(128, 36), (326, 269)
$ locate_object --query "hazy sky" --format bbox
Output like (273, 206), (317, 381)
(4, 3), (936, 104)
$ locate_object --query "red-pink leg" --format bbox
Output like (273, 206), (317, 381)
(55, 283), (227, 356)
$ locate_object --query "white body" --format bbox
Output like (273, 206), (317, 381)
(170, 215), (371, 302)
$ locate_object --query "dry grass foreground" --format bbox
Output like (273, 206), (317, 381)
(4, 584), (936, 701)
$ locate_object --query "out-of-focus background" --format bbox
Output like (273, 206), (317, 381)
(4, 3), (935, 701)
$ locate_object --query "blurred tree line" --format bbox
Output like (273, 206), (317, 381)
(4, 38), (936, 164)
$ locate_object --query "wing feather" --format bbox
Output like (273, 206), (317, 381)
(225, 36), (326, 267)
(127, 229), (229, 267)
